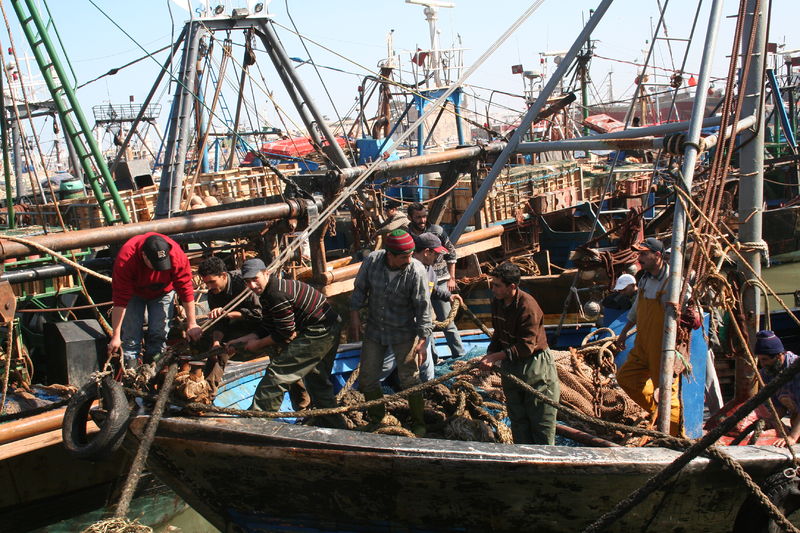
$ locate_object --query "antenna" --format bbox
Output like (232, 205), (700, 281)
(405, 0), (455, 8)
(405, 0), (455, 87)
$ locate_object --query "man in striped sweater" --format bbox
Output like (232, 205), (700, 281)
(228, 258), (340, 414)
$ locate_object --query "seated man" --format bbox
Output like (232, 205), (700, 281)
(602, 272), (637, 310)
(755, 330), (800, 447)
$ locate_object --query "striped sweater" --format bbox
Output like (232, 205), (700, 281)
(256, 275), (335, 343)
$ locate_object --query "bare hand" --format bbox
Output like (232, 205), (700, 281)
(107, 335), (122, 356)
(244, 339), (262, 353)
(479, 351), (505, 371)
(416, 343), (427, 367)
(447, 278), (457, 293)
(615, 334), (628, 351)
(774, 436), (797, 448)
(208, 307), (225, 320)
(186, 325), (203, 342)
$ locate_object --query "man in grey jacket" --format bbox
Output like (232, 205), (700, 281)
(350, 229), (433, 436)
(407, 202), (465, 362)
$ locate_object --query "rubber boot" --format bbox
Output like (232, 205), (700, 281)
(408, 393), (427, 438)
(360, 388), (385, 432)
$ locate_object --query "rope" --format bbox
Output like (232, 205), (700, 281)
(16, 301), (113, 313)
(739, 240), (770, 267)
(673, 186), (800, 328)
(0, 321), (13, 413)
(582, 354), (800, 533)
(433, 297), (460, 330)
(159, 359), (484, 419)
(114, 362), (179, 519)
(0, 235), (111, 283)
(335, 365), (359, 403)
(0, 396), (70, 422)
(383, 179), (463, 207)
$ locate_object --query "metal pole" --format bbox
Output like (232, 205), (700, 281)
(225, 29), (252, 170)
(59, 114), (82, 181)
(736, 0), (769, 397)
(453, 88), (465, 145)
(258, 21), (351, 169)
(0, 199), (315, 260)
(656, 0), (725, 434)
(256, 30), (327, 154)
(110, 25), (187, 176)
(10, 117), (24, 198)
(156, 21), (203, 218)
(450, 0), (614, 243)
(0, 69), (14, 228)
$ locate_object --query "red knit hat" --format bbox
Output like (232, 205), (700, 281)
(385, 229), (415, 254)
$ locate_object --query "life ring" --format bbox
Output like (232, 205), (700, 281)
(62, 374), (131, 460)
(732, 467), (800, 533)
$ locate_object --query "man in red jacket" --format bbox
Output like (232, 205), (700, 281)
(108, 233), (202, 366)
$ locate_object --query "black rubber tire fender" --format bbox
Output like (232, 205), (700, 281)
(732, 467), (800, 533)
(62, 374), (131, 461)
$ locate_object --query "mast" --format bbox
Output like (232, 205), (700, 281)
(655, 0), (726, 433)
(735, 0), (769, 399)
(450, 0), (614, 244)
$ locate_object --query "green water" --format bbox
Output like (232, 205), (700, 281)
(152, 501), (219, 533)
(30, 489), (219, 533)
(760, 261), (800, 315)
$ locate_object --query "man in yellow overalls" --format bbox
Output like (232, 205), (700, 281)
(615, 238), (683, 436)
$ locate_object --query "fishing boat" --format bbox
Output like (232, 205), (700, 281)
(109, 1), (800, 532)
(120, 321), (794, 533)
(0, 0), (792, 529)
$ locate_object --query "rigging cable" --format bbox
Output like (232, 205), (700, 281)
(284, 0), (351, 167)
(265, 0), (548, 272)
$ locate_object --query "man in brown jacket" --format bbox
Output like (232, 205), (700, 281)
(480, 262), (560, 444)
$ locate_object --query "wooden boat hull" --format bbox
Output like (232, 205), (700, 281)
(125, 329), (779, 533)
(129, 415), (797, 533)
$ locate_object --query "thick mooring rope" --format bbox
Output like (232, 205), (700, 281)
(581, 355), (800, 533)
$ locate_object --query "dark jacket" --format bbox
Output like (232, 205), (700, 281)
(207, 270), (262, 337)
(487, 289), (548, 362)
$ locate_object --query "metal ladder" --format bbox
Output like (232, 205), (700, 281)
(10, 0), (130, 224)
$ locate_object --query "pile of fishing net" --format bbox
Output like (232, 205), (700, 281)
(334, 342), (649, 446)
(552, 347), (650, 445)
(335, 374), (513, 443)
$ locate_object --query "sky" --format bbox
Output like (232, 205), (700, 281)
(2, 0), (797, 155)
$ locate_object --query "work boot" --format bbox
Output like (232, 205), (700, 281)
(360, 388), (386, 432)
(408, 393), (427, 438)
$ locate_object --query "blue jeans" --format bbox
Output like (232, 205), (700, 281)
(121, 291), (175, 366)
(431, 284), (466, 359)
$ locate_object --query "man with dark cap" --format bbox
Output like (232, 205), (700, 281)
(479, 261), (560, 445)
(198, 256), (263, 346)
(406, 202), (465, 362)
(350, 228), (432, 435)
(108, 232), (201, 366)
(228, 259), (340, 415)
(615, 237), (683, 436)
(755, 330), (800, 447)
